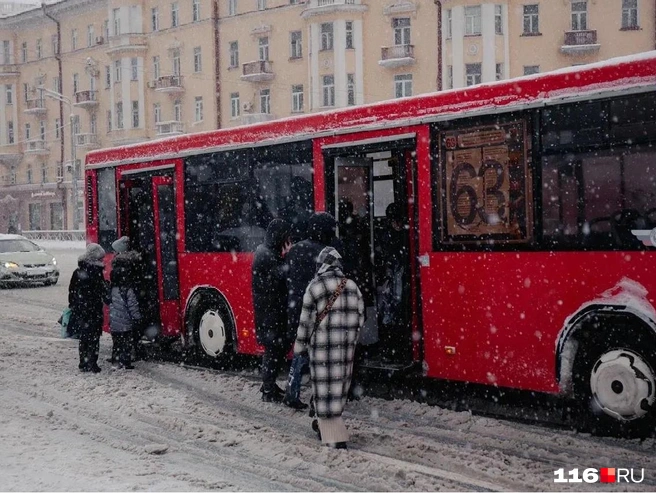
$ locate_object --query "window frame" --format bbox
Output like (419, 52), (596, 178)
(464, 5), (482, 36)
(394, 73), (413, 98)
(171, 2), (179, 28)
(290, 31), (302, 59)
(230, 92), (240, 118)
(259, 88), (270, 114)
(571, 1), (588, 31)
(193, 46), (202, 72)
(320, 22), (334, 51)
(291, 84), (304, 113)
(229, 41), (239, 68)
(195, 96), (204, 122)
(621, 0), (639, 29)
(465, 63), (481, 86)
(322, 74), (335, 107)
(522, 4), (540, 35)
(192, 0), (200, 22)
(345, 21), (354, 49)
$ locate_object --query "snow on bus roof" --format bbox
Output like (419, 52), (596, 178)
(86, 50), (656, 167)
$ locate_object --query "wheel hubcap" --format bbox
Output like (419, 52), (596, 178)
(198, 309), (227, 357)
(590, 349), (655, 421)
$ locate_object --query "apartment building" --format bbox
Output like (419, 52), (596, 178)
(0, 0), (653, 233)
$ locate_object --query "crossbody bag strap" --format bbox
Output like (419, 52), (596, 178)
(314, 277), (348, 331)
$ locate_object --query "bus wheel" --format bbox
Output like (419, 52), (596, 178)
(573, 332), (656, 438)
(185, 291), (234, 367)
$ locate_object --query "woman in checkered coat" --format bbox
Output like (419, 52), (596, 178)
(294, 246), (365, 448)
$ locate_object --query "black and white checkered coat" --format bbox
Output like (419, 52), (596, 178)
(294, 247), (364, 419)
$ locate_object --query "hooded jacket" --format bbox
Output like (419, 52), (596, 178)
(252, 219), (291, 346)
(294, 247), (364, 419)
(285, 212), (337, 337)
(68, 258), (107, 333)
(109, 251), (142, 333)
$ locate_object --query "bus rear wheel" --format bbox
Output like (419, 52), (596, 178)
(185, 291), (234, 368)
(573, 331), (656, 438)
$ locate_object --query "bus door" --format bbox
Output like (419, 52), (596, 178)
(331, 141), (416, 365)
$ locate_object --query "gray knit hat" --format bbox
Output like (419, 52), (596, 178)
(79, 243), (106, 266)
(111, 236), (130, 253)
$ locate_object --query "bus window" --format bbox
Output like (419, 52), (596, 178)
(96, 167), (117, 251)
(542, 101), (607, 150)
(184, 141), (313, 252)
(610, 93), (656, 144)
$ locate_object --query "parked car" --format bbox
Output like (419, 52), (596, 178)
(0, 234), (59, 287)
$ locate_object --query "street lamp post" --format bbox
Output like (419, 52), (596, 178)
(41, 88), (79, 230)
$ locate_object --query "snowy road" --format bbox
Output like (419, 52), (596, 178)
(1, 246), (656, 491)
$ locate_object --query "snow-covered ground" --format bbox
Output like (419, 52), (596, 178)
(1, 243), (656, 491)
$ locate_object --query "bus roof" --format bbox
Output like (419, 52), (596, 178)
(86, 51), (656, 168)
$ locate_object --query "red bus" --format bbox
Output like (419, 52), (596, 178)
(86, 52), (656, 435)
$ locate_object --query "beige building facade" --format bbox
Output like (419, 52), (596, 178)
(0, 0), (653, 232)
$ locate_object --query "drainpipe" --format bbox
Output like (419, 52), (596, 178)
(213, 0), (221, 129)
(41, 2), (67, 228)
(434, 0), (443, 91)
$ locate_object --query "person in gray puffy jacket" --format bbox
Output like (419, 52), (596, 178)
(109, 257), (142, 369)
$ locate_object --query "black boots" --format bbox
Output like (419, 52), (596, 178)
(261, 383), (284, 402)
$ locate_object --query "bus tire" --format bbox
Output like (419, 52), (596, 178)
(184, 291), (235, 368)
(572, 321), (656, 438)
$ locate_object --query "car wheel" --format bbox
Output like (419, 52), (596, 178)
(44, 279), (58, 286)
(573, 329), (656, 438)
(184, 291), (235, 368)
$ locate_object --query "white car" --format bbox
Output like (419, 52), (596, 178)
(0, 234), (60, 287)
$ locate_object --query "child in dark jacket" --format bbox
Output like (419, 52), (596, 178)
(109, 256), (142, 369)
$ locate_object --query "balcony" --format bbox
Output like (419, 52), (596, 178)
(301, 0), (367, 18)
(24, 140), (48, 155)
(0, 64), (19, 79)
(75, 133), (100, 148)
(24, 98), (47, 115)
(0, 145), (21, 167)
(560, 30), (600, 54)
(379, 44), (415, 68)
(240, 113), (276, 125)
(152, 75), (185, 93)
(241, 61), (275, 82)
(106, 33), (147, 56)
(73, 90), (98, 108)
(155, 121), (185, 136)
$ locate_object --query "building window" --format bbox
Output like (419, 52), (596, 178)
(72, 115), (80, 135)
(114, 60), (121, 82)
(73, 73), (79, 94)
(393, 18), (411, 45)
(116, 102), (123, 129)
(104, 19), (109, 40)
(465, 63), (481, 86)
(174, 99), (182, 121)
(259, 37), (269, 61)
(257, 0), (266, 10)
(36, 39), (42, 59)
(7, 121), (13, 144)
(524, 65), (540, 75)
(290, 31), (302, 58)
(347, 74), (355, 106)
(445, 9), (452, 39)
(523, 5), (539, 34)
(131, 58), (138, 80)
(151, 7), (159, 31)
(54, 76), (61, 93)
(22, 83), (28, 103)
(107, 110), (112, 131)
(51, 34), (59, 55)
(495, 5), (503, 34)
(50, 203), (63, 229)
(172, 48), (181, 75)
(322, 75), (334, 107)
(41, 163), (47, 183)
(24, 123), (30, 140)
(55, 119), (60, 139)
(153, 56), (160, 80)
(345, 21), (354, 49)
(229, 41), (239, 67)
(260, 88), (270, 114)
(5, 84), (12, 105)
(112, 8), (120, 36)
(132, 100), (139, 128)
(192, 0), (200, 22)
(87, 25), (94, 47)
(171, 2), (179, 28)
(27, 166), (32, 185)
(495, 63), (503, 81)
(230, 92), (240, 118)
(446, 65), (453, 89)
(154, 103), (161, 124)
(193, 47), (202, 72)
(91, 113), (97, 134)
(40, 120), (46, 141)
(229, 0), (236, 16)
(321, 23), (333, 51)
(71, 29), (78, 50)
(21, 42), (27, 63)
(28, 203), (41, 229)
(464, 6), (481, 35)
(571, 1), (587, 31)
(291, 84), (303, 112)
(194, 96), (203, 122)
(622, 0), (638, 29)
(394, 74), (412, 98)
(105, 66), (111, 88)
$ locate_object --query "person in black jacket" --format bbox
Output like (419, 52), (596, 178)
(283, 212), (337, 409)
(68, 243), (108, 373)
(252, 218), (292, 402)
